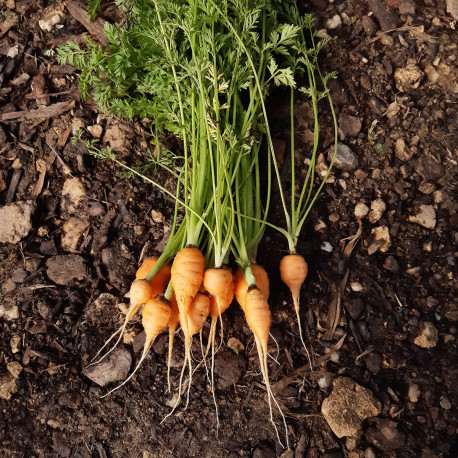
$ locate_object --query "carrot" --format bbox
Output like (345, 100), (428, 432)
(136, 257), (172, 296)
(89, 279), (154, 365)
(102, 295), (172, 397)
(234, 264), (269, 311)
(166, 294), (180, 392)
(235, 273), (289, 449)
(280, 253), (311, 366)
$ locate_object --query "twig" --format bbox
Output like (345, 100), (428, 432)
(0, 100), (76, 122)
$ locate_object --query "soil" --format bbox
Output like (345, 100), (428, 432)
(0, 1), (457, 457)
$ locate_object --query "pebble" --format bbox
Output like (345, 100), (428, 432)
(214, 351), (246, 390)
(321, 377), (382, 438)
(369, 226), (391, 254)
(0, 301), (19, 321)
(440, 396), (452, 410)
(408, 384), (420, 403)
(314, 218), (327, 231)
(62, 216), (90, 252)
(151, 209), (165, 223)
(414, 322), (439, 348)
(425, 64), (439, 84)
(7, 45), (19, 59)
(82, 348), (132, 387)
(418, 182), (436, 195)
(394, 62), (423, 91)
(395, 138), (413, 161)
(39, 13), (62, 32)
(227, 337), (245, 353)
(0, 374), (17, 400)
(321, 241), (333, 253)
(383, 255), (400, 273)
(46, 255), (87, 285)
(339, 113), (362, 137)
(88, 124), (103, 139)
(318, 374), (333, 390)
(10, 334), (21, 353)
(328, 143), (359, 171)
(365, 418), (405, 450)
(72, 118), (85, 135)
(354, 202), (369, 219)
(61, 177), (87, 215)
(350, 282), (363, 292)
(367, 0), (399, 31)
(364, 448), (376, 458)
(369, 198), (386, 224)
(409, 205), (436, 230)
(415, 155), (444, 181)
(0, 201), (34, 244)
(11, 73), (30, 86)
(326, 15), (342, 30)
(7, 361), (22, 378)
(380, 34), (394, 46)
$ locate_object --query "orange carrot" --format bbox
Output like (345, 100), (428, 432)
(279, 253), (311, 365)
(102, 296), (171, 397)
(234, 264), (269, 311)
(136, 257), (172, 296)
(187, 292), (210, 336)
(167, 294), (180, 392)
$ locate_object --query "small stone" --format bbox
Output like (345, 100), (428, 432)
(408, 384), (420, 403)
(328, 143), (359, 171)
(0, 301), (19, 321)
(0, 374), (17, 400)
(354, 169), (369, 180)
(339, 113), (362, 138)
(62, 216), (90, 252)
(214, 351), (246, 390)
(82, 348), (132, 387)
(326, 15), (342, 30)
(440, 396), (451, 410)
(314, 219), (327, 231)
(227, 337), (245, 353)
(350, 282), (363, 292)
(399, 0), (416, 15)
(369, 198), (386, 224)
(88, 125), (103, 139)
(395, 138), (413, 161)
(72, 118), (85, 135)
(447, 0), (458, 20)
(10, 73), (30, 86)
(418, 182), (436, 195)
(7, 361), (22, 378)
(10, 334), (21, 353)
(321, 241), (333, 253)
(367, 0), (399, 31)
(415, 155), (444, 181)
(369, 226), (391, 254)
(103, 123), (131, 152)
(414, 322), (438, 348)
(409, 205), (436, 230)
(346, 298), (364, 320)
(365, 418), (405, 450)
(151, 210), (165, 223)
(425, 64), (439, 84)
(7, 45), (19, 59)
(433, 190), (447, 204)
(39, 13), (62, 32)
(46, 255), (87, 285)
(321, 377), (382, 438)
(380, 35), (394, 46)
(52, 431), (71, 457)
(362, 16), (378, 36)
(316, 153), (329, 178)
(61, 177), (87, 215)
(394, 62), (423, 91)
(383, 256), (400, 273)
(0, 201), (34, 244)
(364, 448), (376, 458)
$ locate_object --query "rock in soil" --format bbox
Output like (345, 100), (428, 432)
(62, 216), (90, 252)
(415, 155), (445, 181)
(0, 201), (34, 244)
(367, 0), (399, 31)
(409, 205), (436, 230)
(383, 255), (400, 273)
(365, 418), (405, 450)
(413, 322), (438, 348)
(328, 143), (359, 171)
(338, 113), (362, 138)
(46, 255), (87, 285)
(61, 177), (87, 215)
(82, 347), (132, 387)
(214, 351), (247, 390)
(253, 442), (276, 458)
(0, 301), (19, 321)
(0, 374), (17, 400)
(321, 377), (382, 438)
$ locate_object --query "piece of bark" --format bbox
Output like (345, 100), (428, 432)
(66, 1), (109, 46)
(367, 0), (399, 31)
(32, 75), (50, 106)
(6, 159), (22, 204)
(0, 100), (75, 122)
(57, 125), (73, 148)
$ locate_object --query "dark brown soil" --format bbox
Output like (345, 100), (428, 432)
(0, 1), (456, 457)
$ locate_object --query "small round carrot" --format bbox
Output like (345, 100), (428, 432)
(234, 264), (269, 311)
(136, 257), (172, 296)
(187, 292), (210, 336)
(102, 295), (171, 398)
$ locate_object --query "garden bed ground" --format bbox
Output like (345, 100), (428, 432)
(0, 1), (456, 457)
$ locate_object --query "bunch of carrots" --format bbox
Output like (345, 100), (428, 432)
(61, 0), (337, 447)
